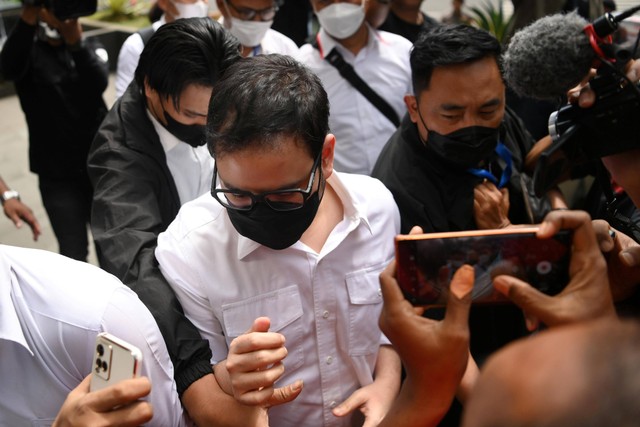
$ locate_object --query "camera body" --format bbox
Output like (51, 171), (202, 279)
(22, 0), (97, 20)
(534, 70), (640, 197)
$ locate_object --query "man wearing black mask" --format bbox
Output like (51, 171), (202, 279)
(371, 24), (566, 426)
(156, 54), (403, 426)
(372, 24), (565, 235)
(88, 18), (252, 426)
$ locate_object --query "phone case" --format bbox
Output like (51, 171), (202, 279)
(395, 227), (572, 306)
(89, 332), (143, 392)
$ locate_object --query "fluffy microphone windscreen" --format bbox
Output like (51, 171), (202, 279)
(503, 12), (596, 100)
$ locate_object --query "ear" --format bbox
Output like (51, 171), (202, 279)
(321, 134), (336, 180)
(404, 94), (419, 124)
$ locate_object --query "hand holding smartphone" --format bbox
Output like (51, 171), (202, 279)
(395, 227), (573, 306)
(90, 332), (143, 392)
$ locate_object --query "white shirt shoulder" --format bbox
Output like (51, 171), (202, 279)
(261, 28), (299, 56)
(0, 245), (188, 427)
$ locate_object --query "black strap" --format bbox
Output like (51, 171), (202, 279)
(324, 47), (400, 127)
(137, 26), (156, 46)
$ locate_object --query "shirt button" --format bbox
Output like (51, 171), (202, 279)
(322, 310), (329, 319)
(330, 401), (337, 409)
(377, 288), (382, 296)
(326, 356), (333, 365)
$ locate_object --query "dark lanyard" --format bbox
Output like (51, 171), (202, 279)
(467, 142), (513, 189)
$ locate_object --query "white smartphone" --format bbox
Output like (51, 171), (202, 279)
(89, 332), (143, 392)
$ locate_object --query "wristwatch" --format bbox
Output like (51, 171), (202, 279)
(1, 190), (20, 205)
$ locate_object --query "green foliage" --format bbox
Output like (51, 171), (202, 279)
(90, 0), (150, 26)
(468, 0), (515, 44)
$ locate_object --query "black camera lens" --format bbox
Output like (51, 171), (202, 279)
(102, 361), (108, 371)
(97, 344), (104, 356)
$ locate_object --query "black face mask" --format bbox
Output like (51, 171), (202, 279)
(416, 108), (499, 169)
(163, 110), (207, 147)
(226, 188), (323, 250)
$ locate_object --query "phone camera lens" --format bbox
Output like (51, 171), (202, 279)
(97, 344), (104, 356)
(537, 261), (552, 275)
(102, 361), (108, 371)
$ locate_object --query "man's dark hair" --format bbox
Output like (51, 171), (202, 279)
(411, 24), (501, 94)
(134, 18), (240, 109)
(207, 54), (329, 159)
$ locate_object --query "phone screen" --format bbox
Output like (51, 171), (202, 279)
(395, 228), (572, 306)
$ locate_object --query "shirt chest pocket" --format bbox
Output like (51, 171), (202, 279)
(345, 261), (387, 356)
(222, 285), (304, 372)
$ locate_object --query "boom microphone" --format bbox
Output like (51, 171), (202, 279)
(503, 12), (595, 100)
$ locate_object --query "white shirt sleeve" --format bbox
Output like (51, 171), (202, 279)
(115, 33), (144, 98)
(156, 226), (227, 364)
(102, 288), (191, 427)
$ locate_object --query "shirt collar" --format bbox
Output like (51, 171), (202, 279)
(236, 171), (372, 259)
(146, 108), (182, 153)
(316, 24), (378, 60)
(0, 247), (33, 355)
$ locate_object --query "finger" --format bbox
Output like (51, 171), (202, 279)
(592, 219), (615, 252)
(409, 225), (424, 235)
(578, 85), (596, 108)
(266, 380), (303, 407)
(620, 246), (640, 267)
(538, 211), (595, 252)
(379, 261), (405, 307)
(102, 401), (153, 427)
(248, 317), (271, 334)
(229, 331), (286, 356)
(87, 377), (152, 412)
(443, 265), (474, 328)
(332, 390), (364, 417)
(9, 212), (23, 228)
(492, 275), (556, 325)
(232, 360), (286, 389)
(522, 310), (540, 332)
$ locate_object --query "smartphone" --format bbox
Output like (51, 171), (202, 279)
(395, 227), (573, 306)
(89, 332), (143, 392)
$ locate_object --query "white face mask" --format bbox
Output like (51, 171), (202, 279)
(174, 1), (209, 19)
(222, 1), (272, 48)
(227, 17), (272, 47)
(315, 1), (365, 40)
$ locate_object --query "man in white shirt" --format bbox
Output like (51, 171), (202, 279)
(115, 0), (209, 98)
(156, 54), (402, 426)
(0, 244), (187, 427)
(88, 18), (246, 426)
(217, 0), (298, 57)
(296, 0), (412, 175)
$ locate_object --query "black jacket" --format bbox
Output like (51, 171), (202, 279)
(0, 19), (108, 178)
(372, 108), (543, 234)
(88, 82), (212, 394)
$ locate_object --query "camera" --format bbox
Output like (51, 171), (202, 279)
(22, 0), (97, 20)
(533, 68), (640, 198)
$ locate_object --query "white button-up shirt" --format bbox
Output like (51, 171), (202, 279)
(0, 245), (188, 427)
(115, 17), (165, 98)
(156, 172), (400, 427)
(296, 27), (412, 175)
(147, 109), (214, 206)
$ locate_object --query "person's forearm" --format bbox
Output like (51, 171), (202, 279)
(378, 378), (447, 427)
(182, 372), (266, 427)
(373, 345), (402, 392)
(547, 187), (568, 210)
